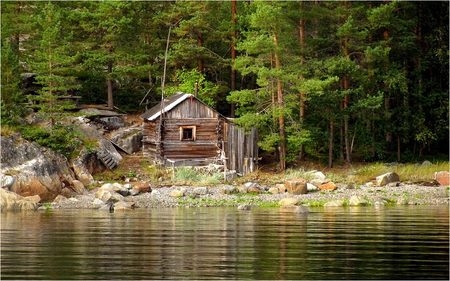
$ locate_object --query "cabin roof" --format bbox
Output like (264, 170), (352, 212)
(140, 92), (229, 121)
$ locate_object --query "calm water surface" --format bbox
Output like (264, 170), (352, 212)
(1, 205), (449, 280)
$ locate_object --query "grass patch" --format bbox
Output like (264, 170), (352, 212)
(170, 166), (223, 186)
(284, 168), (314, 181)
(177, 195), (281, 208)
(0, 125), (18, 136)
(352, 161), (449, 184)
(301, 199), (329, 207)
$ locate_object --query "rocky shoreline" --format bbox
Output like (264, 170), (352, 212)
(41, 182), (449, 211)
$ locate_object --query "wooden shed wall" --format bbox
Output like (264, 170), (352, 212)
(161, 117), (220, 160)
(224, 123), (258, 175)
(165, 98), (218, 119)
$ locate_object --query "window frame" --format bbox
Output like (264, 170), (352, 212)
(179, 126), (196, 141)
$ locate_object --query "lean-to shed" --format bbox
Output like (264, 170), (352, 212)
(140, 92), (258, 175)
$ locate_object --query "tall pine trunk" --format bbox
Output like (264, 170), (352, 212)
(383, 26), (392, 143)
(107, 61), (114, 110)
(298, 0), (306, 161)
(329, 116), (334, 168)
(274, 32), (286, 171)
(343, 75), (351, 164)
(230, 0), (237, 117)
(342, 1), (352, 164)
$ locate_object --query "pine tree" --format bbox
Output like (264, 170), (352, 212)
(1, 1), (34, 122)
(27, 2), (79, 127)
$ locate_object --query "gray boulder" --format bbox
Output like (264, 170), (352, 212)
(193, 187), (208, 195)
(220, 185), (238, 194)
(99, 116), (126, 130)
(109, 126), (143, 154)
(375, 172), (400, 186)
(72, 151), (96, 186)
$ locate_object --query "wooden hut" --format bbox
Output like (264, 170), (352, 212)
(140, 92), (258, 175)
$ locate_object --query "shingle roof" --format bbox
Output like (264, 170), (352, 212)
(140, 92), (190, 121)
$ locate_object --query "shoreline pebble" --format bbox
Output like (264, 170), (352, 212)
(47, 183), (449, 210)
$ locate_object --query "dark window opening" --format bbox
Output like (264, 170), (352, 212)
(183, 128), (193, 140)
(180, 126), (196, 141)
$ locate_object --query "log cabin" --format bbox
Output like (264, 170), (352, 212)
(140, 92), (258, 175)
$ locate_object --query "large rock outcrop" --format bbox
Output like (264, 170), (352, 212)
(109, 125), (143, 154)
(1, 134), (79, 201)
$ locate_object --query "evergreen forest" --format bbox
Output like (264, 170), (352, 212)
(1, 1), (449, 169)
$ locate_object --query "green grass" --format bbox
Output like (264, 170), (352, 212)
(264, 161), (448, 186)
(171, 166), (222, 186)
(177, 195), (281, 208)
(301, 199), (329, 207)
(352, 161), (449, 184)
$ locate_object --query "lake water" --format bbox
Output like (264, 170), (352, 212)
(1, 205), (449, 280)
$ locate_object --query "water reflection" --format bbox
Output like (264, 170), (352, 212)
(1, 206), (449, 280)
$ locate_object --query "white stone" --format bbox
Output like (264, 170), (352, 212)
(307, 183), (318, 191)
(314, 171), (326, 180)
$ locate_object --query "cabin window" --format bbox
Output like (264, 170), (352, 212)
(180, 126), (196, 141)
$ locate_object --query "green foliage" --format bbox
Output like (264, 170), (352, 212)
(26, 2), (80, 123)
(165, 69), (220, 108)
(18, 123), (82, 158)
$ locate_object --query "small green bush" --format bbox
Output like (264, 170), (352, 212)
(19, 124), (82, 158)
(172, 167), (199, 183)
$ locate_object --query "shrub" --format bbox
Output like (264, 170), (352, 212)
(19, 123), (82, 158)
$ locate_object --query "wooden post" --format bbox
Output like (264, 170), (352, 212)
(167, 159), (175, 179)
(223, 158), (227, 182)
